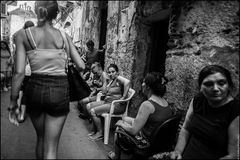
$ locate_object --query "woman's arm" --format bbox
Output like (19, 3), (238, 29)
(65, 33), (85, 71)
(116, 101), (153, 135)
(220, 116), (239, 159)
(9, 30), (27, 126)
(117, 75), (130, 100)
(171, 99), (194, 159)
(98, 72), (108, 92)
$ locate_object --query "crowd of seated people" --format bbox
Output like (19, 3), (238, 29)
(76, 61), (239, 160)
(78, 62), (108, 120)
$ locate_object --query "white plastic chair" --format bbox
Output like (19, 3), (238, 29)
(101, 88), (135, 144)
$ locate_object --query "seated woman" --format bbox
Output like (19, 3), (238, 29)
(78, 62), (108, 119)
(108, 72), (173, 159)
(87, 63), (130, 141)
(170, 65), (239, 159)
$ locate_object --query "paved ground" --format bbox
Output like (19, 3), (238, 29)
(1, 90), (126, 159)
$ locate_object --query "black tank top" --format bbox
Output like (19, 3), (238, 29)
(142, 100), (173, 139)
(183, 93), (239, 159)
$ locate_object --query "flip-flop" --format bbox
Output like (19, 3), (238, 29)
(88, 135), (103, 141)
(87, 132), (96, 136)
(107, 151), (116, 160)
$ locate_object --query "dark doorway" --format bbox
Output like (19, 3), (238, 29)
(146, 18), (169, 75)
(98, 1), (108, 69)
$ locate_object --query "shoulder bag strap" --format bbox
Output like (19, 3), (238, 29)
(59, 30), (70, 59)
(25, 28), (36, 50)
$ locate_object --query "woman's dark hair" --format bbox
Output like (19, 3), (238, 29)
(144, 72), (169, 97)
(34, 1), (59, 23)
(0, 41), (11, 53)
(23, 21), (34, 29)
(107, 63), (119, 72)
(198, 65), (234, 88)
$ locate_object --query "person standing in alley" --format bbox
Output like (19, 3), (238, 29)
(82, 40), (103, 81)
(16, 20), (35, 123)
(8, 1), (85, 159)
(1, 41), (13, 91)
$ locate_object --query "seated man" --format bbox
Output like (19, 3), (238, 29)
(78, 62), (108, 119)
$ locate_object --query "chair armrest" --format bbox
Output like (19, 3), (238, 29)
(109, 99), (129, 114)
(115, 127), (150, 150)
(115, 127), (139, 145)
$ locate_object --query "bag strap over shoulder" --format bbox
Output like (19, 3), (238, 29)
(59, 30), (70, 59)
(25, 27), (37, 50)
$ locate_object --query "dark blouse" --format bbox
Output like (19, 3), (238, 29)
(142, 100), (173, 139)
(183, 93), (239, 159)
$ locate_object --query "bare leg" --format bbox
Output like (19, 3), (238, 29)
(89, 103), (111, 140)
(43, 114), (68, 159)
(29, 113), (45, 159)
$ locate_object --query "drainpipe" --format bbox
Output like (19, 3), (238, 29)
(116, 1), (121, 49)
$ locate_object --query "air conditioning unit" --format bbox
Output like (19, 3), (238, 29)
(1, 3), (7, 17)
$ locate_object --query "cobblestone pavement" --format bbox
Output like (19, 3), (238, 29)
(1, 90), (118, 159)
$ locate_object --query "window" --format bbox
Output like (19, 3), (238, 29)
(1, 3), (7, 16)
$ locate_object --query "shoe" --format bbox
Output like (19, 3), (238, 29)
(3, 87), (8, 92)
(78, 113), (88, 120)
(87, 132), (96, 136)
(107, 151), (116, 160)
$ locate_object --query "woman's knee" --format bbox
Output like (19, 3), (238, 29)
(80, 98), (89, 105)
(90, 108), (96, 117)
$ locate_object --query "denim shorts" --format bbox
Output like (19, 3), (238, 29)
(25, 74), (70, 117)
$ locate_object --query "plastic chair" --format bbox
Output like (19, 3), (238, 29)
(101, 88), (135, 144)
(115, 114), (182, 158)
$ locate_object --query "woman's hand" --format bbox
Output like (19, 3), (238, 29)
(170, 151), (182, 160)
(8, 101), (20, 126)
(116, 120), (124, 127)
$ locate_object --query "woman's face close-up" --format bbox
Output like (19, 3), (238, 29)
(200, 72), (230, 104)
(108, 67), (118, 80)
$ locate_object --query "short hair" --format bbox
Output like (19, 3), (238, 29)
(91, 62), (102, 70)
(198, 65), (234, 88)
(34, 1), (59, 22)
(144, 72), (169, 97)
(86, 40), (94, 47)
(23, 21), (34, 29)
(107, 64), (119, 72)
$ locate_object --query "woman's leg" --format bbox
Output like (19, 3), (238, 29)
(29, 113), (45, 159)
(43, 114), (68, 159)
(87, 101), (104, 134)
(89, 103), (111, 140)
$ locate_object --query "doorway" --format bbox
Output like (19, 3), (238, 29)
(146, 17), (169, 75)
(98, 1), (108, 69)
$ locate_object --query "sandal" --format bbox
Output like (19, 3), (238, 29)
(87, 132), (96, 136)
(107, 151), (116, 160)
(88, 134), (103, 141)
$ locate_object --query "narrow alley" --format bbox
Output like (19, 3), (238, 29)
(1, 90), (115, 159)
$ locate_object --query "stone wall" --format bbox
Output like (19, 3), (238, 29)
(165, 1), (239, 110)
(62, 0), (239, 116)
(105, 1), (137, 79)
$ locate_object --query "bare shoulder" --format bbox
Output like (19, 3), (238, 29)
(140, 100), (155, 112)
(14, 29), (26, 41)
(117, 75), (130, 83)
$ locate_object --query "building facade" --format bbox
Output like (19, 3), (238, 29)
(58, 1), (239, 116)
